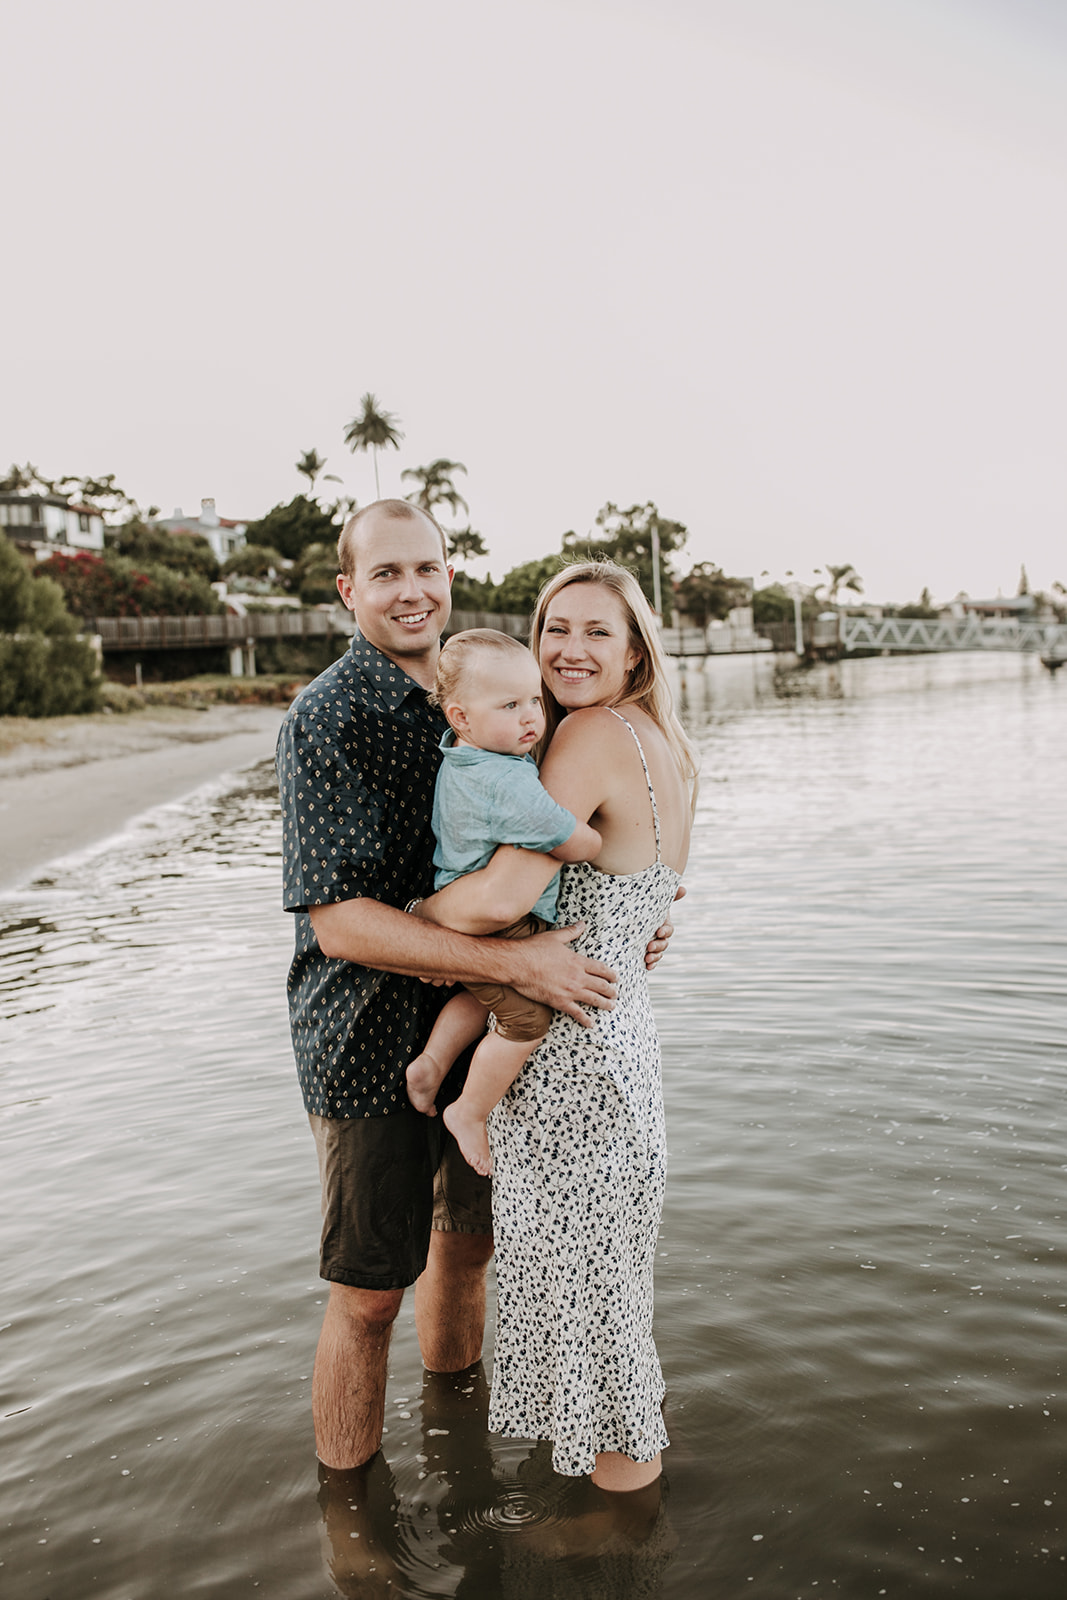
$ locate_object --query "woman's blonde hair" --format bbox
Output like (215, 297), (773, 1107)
(430, 628), (534, 733)
(529, 559), (699, 802)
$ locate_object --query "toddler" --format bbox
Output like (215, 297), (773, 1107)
(405, 628), (601, 1174)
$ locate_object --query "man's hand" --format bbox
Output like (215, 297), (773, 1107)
(645, 884), (686, 971)
(514, 922), (616, 1028)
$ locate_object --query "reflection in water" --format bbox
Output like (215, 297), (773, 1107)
(1, 655), (1065, 1598)
(318, 1367), (674, 1599)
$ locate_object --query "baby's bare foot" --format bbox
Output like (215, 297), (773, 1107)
(406, 1052), (445, 1115)
(443, 1100), (493, 1176)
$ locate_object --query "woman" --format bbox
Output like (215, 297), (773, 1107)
(416, 560), (697, 1493)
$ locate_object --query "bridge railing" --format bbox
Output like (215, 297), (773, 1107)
(840, 615), (1067, 655)
(88, 606), (532, 651)
(88, 611), (350, 649)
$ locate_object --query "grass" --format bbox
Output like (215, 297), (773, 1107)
(97, 673), (309, 712)
(0, 675), (309, 757)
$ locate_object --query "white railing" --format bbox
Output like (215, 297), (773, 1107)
(840, 616), (1067, 655)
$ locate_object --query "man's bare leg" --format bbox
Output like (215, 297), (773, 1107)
(414, 1228), (494, 1372)
(312, 1282), (403, 1469)
(406, 992), (486, 1115)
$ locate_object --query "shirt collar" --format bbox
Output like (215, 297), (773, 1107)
(439, 729), (531, 763)
(348, 630), (436, 714)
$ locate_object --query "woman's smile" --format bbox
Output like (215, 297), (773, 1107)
(539, 584), (640, 708)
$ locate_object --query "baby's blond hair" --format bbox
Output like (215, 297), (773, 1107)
(430, 630), (534, 722)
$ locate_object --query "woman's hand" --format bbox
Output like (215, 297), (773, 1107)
(644, 883), (686, 970)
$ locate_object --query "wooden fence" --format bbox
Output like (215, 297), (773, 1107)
(89, 608), (530, 651)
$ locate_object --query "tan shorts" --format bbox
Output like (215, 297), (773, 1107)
(463, 912), (553, 1043)
(309, 1109), (493, 1291)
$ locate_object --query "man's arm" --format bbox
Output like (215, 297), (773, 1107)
(418, 845), (684, 969)
(309, 898), (615, 1027)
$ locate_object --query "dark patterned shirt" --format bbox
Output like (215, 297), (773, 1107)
(276, 631), (450, 1118)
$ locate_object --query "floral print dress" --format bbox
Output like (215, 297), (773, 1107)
(487, 712), (680, 1476)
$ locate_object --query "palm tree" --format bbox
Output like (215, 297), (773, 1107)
(2, 462), (51, 493)
(447, 526), (488, 566)
(822, 563), (864, 605)
(401, 458), (469, 521)
(343, 394), (404, 498)
(296, 448), (328, 498)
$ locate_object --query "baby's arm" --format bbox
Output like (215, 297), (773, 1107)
(549, 818), (601, 863)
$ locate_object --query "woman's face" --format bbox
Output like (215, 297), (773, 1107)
(538, 582), (641, 711)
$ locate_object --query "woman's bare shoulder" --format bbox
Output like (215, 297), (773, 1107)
(545, 706), (634, 757)
(551, 705), (625, 736)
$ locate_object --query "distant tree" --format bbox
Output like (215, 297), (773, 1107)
(448, 572), (500, 612)
(0, 462), (38, 492)
(292, 542), (343, 606)
(106, 521), (220, 582)
(889, 587), (938, 619)
(343, 393), (404, 498)
(402, 458), (469, 521)
(752, 583), (797, 626)
(296, 448), (329, 498)
(563, 502), (688, 622)
(222, 544), (287, 580)
(0, 533), (100, 715)
(447, 526), (489, 567)
(325, 492), (359, 522)
(675, 561), (749, 628)
(1, 464), (153, 522)
(493, 555), (566, 616)
(243, 495), (342, 562)
(41, 550), (223, 618)
(1017, 564), (1030, 597)
(820, 563), (864, 605)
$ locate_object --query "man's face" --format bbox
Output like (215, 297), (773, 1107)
(337, 511), (453, 675)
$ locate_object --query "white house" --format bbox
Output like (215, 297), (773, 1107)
(152, 499), (247, 563)
(0, 492), (105, 557)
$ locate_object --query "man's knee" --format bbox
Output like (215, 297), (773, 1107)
(429, 1229), (495, 1276)
(327, 1280), (404, 1334)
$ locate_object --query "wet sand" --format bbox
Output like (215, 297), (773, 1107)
(0, 703), (287, 891)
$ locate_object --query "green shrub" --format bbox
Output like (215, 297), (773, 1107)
(0, 534), (101, 715)
(40, 549), (224, 618)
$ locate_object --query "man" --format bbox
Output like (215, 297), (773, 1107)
(277, 499), (619, 1470)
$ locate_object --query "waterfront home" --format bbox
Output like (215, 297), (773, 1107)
(0, 491), (105, 558)
(152, 498), (247, 563)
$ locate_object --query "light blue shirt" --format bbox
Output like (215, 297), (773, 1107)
(432, 733), (577, 924)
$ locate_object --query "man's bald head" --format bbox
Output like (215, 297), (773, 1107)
(337, 499), (448, 577)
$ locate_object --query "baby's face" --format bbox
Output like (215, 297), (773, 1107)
(450, 654), (546, 757)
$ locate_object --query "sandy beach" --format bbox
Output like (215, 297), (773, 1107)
(0, 702), (288, 892)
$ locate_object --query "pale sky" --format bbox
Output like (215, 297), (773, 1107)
(4, 0), (1066, 604)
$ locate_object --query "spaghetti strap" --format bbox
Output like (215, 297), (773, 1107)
(607, 708), (662, 862)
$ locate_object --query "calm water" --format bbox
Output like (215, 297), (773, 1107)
(1, 653), (1064, 1598)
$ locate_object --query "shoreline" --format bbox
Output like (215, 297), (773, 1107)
(0, 703), (288, 893)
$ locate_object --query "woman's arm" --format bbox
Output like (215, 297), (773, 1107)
(414, 709), (619, 934)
